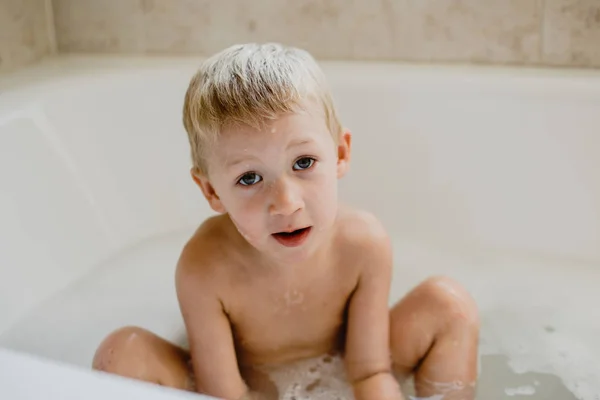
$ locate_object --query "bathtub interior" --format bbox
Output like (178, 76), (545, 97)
(0, 56), (599, 400)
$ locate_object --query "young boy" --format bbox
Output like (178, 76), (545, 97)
(92, 43), (480, 400)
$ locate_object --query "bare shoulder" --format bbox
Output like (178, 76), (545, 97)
(335, 205), (392, 275)
(175, 214), (235, 297)
(335, 205), (391, 249)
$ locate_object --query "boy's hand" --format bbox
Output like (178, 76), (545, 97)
(238, 390), (276, 400)
(352, 372), (404, 400)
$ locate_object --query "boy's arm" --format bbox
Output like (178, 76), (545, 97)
(176, 255), (252, 400)
(344, 227), (404, 400)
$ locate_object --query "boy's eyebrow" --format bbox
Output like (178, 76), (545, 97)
(287, 138), (313, 149)
(225, 154), (259, 168)
(225, 138), (314, 168)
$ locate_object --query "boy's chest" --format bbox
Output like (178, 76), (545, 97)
(226, 267), (358, 365)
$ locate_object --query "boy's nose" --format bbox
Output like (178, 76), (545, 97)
(268, 179), (304, 216)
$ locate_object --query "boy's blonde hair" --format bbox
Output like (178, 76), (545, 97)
(182, 42), (342, 174)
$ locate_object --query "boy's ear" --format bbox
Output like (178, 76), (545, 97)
(191, 168), (226, 213)
(336, 129), (352, 178)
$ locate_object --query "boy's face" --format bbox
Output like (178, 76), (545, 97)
(193, 104), (351, 264)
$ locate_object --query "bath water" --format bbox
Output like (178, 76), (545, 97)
(257, 352), (580, 399)
(260, 353), (453, 400)
(262, 353), (353, 400)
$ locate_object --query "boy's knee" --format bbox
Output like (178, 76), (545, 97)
(419, 276), (479, 329)
(92, 325), (152, 373)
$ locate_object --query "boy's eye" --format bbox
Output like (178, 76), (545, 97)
(238, 172), (262, 186)
(293, 157), (315, 171)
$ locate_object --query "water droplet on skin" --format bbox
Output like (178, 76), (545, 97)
(125, 332), (138, 345)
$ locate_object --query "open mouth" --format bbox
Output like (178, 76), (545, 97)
(272, 227), (312, 247)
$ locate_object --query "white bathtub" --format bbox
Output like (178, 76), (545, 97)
(0, 55), (599, 400)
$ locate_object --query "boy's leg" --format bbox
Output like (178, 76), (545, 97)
(93, 326), (280, 399)
(390, 276), (480, 399)
(92, 326), (195, 391)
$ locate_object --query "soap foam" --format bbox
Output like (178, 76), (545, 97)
(260, 354), (450, 400)
(505, 385), (536, 396)
(261, 353), (354, 400)
(409, 396), (444, 400)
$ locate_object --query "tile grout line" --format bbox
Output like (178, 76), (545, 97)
(45, 0), (58, 54)
(539, 0), (547, 65)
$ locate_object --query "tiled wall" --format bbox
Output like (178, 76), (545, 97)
(0, 0), (55, 71)
(2, 0), (600, 70)
(51, 0), (600, 68)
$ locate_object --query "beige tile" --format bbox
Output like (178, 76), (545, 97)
(237, 0), (356, 59)
(390, 0), (543, 64)
(351, 0), (396, 60)
(53, 0), (144, 53)
(543, 0), (600, 67)
(140, 0), (234, 54)
(0, 1), (13, 69)
(0, 0), (52, 71)
(141, 0), (356, 59)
